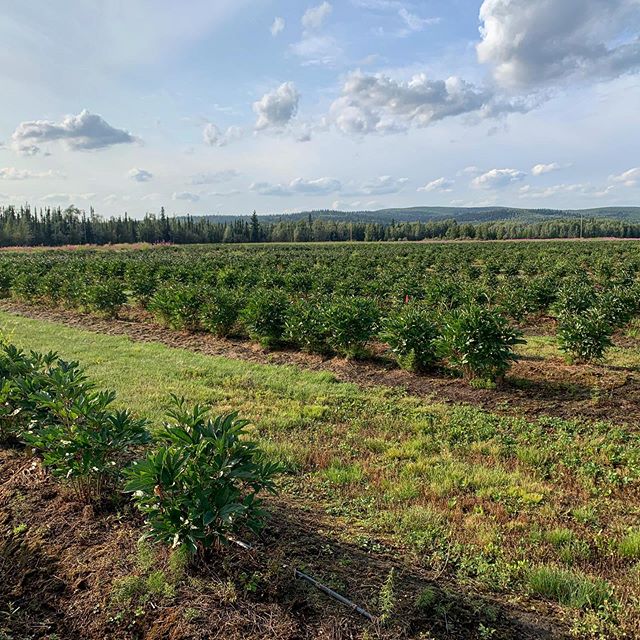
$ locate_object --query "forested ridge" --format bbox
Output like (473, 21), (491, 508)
(1, 204), (640, 247)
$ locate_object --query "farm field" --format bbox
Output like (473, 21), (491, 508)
(1, 240), (640, 639)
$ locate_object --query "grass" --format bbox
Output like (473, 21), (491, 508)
(2, 310), (640, 632)
(528, 566), (612, 609)
(617, 530), (640, 559)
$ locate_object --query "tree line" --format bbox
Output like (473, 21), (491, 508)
(1, 204), (640, 247)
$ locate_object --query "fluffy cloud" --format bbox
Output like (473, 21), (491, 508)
(531, 162), (562, 176)
(250, 177), (341, 196)
(343, 175), (409, 196)
(610, 167), (640, 187)
(128, 168), (153, 182)
(302, 2), (332, 30)
(188, 170), (239, 185)
(477, 0), (640, 89)
(253, 82), (300, 130)
(271, 16), (285, 36)
(202, 123), (243, 146)
(472, 168), (526, 189)
(0, 167), (63, 180)
(418, 177), (454, 192)
(328, 71), (525, 135)
(11, 110), (135, 155)
(172, 191), (200, 202)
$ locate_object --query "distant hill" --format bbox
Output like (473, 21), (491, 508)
(192, 206), (640, 225)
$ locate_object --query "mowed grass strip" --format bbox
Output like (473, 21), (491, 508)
(2, 311), (639, 635)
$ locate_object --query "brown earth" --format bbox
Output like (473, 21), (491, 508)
(0, 448), (568, 639)
(2, 301), (639, 427)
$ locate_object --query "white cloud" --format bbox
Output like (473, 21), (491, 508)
(41, 192), (95, 203)
(397, 8), (440, 35)
(202, 123), (243, 146)
(208, 189), (241, 197)
(11, 110), (136, 155)
(271, 16), (285, 36)
(172, 191), (200, 202)
(472, 168), (526, 189)
(140, 193), (162, 201)
(460, 166), (481, 176)
(253, 82), (300, 130)
(128, 168), (153, 182)
(188, 170), (239, 185)
(343, 175), (409, 196)
(291, 34), (343, 66)
(328, 71), (527, 135)
(250, 177), (341, 196)
(531, 162), (562, 176)
(477, 0), (640, 89)
(0, 167), (63, 180)
(610, 167), (640, 187)
(519, 182), (614, 199)
(302, 2), (333, 30)
(418, 177), (454, 192)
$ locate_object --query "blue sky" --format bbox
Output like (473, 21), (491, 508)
(0, 0), (639, 217)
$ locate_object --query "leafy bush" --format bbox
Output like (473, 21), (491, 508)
(240, 288), (289, 348)
(284, 297), (331, 354)
(200, 288), (240, 338)
(1, 343), (149, 501)
(125, 397), (279, 555)
(149, 283), (203, 331)
(87, 280), (127, 317)
(440, 304), (524, 383)
(21, 361), (149, 502)
(380, 303), (441, 372)
(557, 307), (614, 362)
(598, 286), (639, 328)
(323, 296), (379, 359)
(0, 344), (59, 443)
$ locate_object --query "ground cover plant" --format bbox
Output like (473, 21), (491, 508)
(2, 312), (639, 638)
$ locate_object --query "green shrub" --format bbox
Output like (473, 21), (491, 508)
(0, 344), (61, 443)
(125, 397), (279, 555)
(323, 297), (379, 359)
(149, 283), (203, 331)
(528, 566), (612, 609)
(381, 303), (441, 372)
(557, 307), (614, 362)
(200, 288), (240, 338)
(284, 297), (331, 354)
(440, 304), (524, 383)
(22, 363), (150, 502)
(86, 280), (127, 317)
(240, 288), (289, 348)
(598, 286), (639, 328)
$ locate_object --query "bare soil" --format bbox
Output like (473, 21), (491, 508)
(2, 301), (639, 427)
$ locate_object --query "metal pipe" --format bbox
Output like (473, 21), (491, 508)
(294, 568), (375, 621)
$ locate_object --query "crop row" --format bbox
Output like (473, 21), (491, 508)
(1, 242), (639, 374)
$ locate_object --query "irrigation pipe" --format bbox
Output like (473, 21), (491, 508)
(294, 568), (375, 621)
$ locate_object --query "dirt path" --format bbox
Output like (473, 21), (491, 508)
(2, 300), (639, 426)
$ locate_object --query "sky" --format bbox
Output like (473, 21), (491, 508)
(0, 0), (639, 218)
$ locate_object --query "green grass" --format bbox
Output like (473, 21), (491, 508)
(2, 310), (639, 632)
(518, 334), (640, 370)
(528, 566), (612, 609)
(617, 530), (640, 559)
